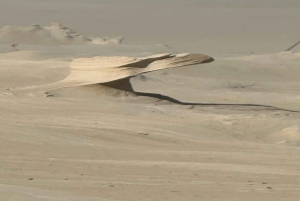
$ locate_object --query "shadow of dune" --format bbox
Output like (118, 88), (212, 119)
(135, 91), (300, 113)
(49, 77), (300, 114)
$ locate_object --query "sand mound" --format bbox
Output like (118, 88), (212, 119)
(63, 53), (213, 86)
(279, 126), (300, 141)
(269, 125), (300, 145)
(47, 53), (213, 100)
(0, 22), (124, 45)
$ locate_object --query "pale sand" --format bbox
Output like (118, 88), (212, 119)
(1, 1), (300, 201)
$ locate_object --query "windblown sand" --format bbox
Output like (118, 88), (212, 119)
(1, 1), (300, 201)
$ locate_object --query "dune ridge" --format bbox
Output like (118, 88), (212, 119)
(0, 22), (124, 45)
(47, 53), (213, 100)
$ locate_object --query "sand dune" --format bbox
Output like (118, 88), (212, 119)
(64, 53), (213, 85)
(44, 53), (213, 103)
(0, 22), (124, 45)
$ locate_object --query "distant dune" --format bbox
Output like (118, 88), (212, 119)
(227, 51), (300, 65)
(0, 22), (124, 45)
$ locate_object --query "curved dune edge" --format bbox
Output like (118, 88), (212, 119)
(57, 53), (213, 87)
(47, 53), (213, 102)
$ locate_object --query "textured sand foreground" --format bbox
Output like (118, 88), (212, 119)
(1, 1), (300, 201)
(1, 47), (300, 201)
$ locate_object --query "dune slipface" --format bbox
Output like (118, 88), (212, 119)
(48, 53), (214, 99)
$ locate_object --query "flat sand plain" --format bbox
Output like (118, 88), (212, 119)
(0, 1), (300, 201)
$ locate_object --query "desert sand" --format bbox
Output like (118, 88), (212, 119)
(1, 1), (300, 201)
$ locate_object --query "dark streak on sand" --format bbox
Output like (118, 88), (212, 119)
(49, 77), (300, 114)
(135, 91), (300, 113)
(285, 40), (300, 51)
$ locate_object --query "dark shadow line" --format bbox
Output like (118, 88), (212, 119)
(135, 91), (300, 113)
(285, 40), (300, 51)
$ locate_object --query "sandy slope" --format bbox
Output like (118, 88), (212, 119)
(1, 1), (300, 200)
(1, 96), (300, 201)
(1, 44), (300, 201)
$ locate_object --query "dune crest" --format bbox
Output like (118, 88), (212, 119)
(64, 53), (213, 85)
(48, 53), (213, 99)
(0, 22), (124, 45)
